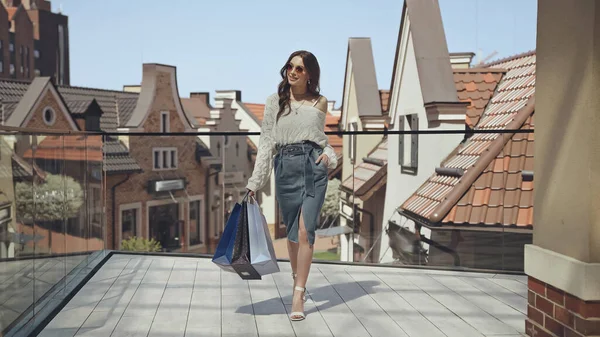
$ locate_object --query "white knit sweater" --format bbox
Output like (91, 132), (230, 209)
(246, 93), (338, 192)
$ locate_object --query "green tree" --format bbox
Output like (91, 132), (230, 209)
(15, 174), (84, 221)
(321, 178), (341, 219)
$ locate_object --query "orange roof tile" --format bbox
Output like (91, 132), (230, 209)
(453, 68), (504, 128)
(401, 52), (536, 230)
(22, 135), (104, 162)
(245, 103), (265, 122)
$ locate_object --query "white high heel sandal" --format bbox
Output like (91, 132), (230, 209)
(290, 286), (306, 321)
(292, 273), (306, 302)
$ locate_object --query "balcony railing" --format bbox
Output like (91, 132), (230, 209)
(0, 125), (533, 335)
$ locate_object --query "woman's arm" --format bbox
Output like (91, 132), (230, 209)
(246, 94), (278, 192)
(315, 96), (338, 170)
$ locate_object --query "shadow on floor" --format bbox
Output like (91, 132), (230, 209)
(235, 280), (380, 316)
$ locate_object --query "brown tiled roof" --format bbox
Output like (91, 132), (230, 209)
(181, 97), (210, 126)
(58, 85), (139, 131)
(453, 69), (504, 128)
(379, 90), (390, 113)
(400, 52), (536, 230)
(102, 137), (143, 174)
(341, 138), (387, 200)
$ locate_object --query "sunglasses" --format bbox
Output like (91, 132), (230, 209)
(286, 63), (305, 74)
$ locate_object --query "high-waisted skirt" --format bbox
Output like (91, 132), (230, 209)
(274, 141), (329, 246)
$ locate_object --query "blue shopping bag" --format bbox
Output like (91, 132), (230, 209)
(212, 202), (242, 272)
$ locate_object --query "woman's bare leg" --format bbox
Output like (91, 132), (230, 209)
(287, 239), (299, 283)
(291, 209), (313, 317)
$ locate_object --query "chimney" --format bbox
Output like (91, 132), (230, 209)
(215, 90), (241, 102)
(190, 92), (210, 105)
(449, 52), (475, 69)
(327, 100), (335, 112)
(123, 85), (141, 93)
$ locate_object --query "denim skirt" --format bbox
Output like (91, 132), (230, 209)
(274, 141), (329, 246)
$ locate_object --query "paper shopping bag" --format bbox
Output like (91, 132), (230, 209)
(247, 200), (280, 276)
(230, 201), (262, 280)
(212, 202), (241, 273)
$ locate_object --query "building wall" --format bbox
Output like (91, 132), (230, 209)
(107, 70), (207, 252)
(24, 88), (73, 130)
(380, 34), (465, 263)
(12, 8), (34, 80)
(0, 5), (9, 76)
(28, 9), (69, 84)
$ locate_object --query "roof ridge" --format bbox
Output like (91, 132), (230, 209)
(428, 96), (535, 223)
(481, 49), (536, 68)
(58, 84), (139, 96)
(452, 68), (507, 73)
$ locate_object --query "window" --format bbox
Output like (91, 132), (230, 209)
(20, 65), (23, 74)
(10, 64), (14, 75)
(153, 147), (177, 170)
(121, 208), (137, 240)
(398, 114), (419, 173)
(0, 61), (3, 73)
(9, 43), (14, 53)
(160, 111), (169, 133)
(35, 69), (40, 76)
(189, 200), (203, 245)
(34, 49), (40, 59)
(43, 107), (56, 126)
(236, 142), (239, 157)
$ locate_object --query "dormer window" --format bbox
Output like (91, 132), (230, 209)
(160, 111), (169, 133)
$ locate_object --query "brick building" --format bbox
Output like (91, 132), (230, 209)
(0, 0), (69, 84)
(0, 63), (221, 254)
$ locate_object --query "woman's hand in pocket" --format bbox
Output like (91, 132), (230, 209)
(315, 154), (329, 167)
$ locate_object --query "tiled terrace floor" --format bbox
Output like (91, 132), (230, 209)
(38, 254), (528, 337)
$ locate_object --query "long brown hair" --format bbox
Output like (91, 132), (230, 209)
(277, 50), (321, 120)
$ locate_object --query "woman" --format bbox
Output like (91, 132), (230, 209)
(246, 50), (337, 321)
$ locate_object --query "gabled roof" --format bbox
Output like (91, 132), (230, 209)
(5, 77), (79, 130)
(102, 137), (142, 174)
(340, 38), (383, 127)
(181, 96), (211, 126)
(388, 0), (459, 123)
(400, 52), (536, 231)
(125, 64), (199, 130)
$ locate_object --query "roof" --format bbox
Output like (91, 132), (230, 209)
(181, 97), (211, 126)
(22, 135), (104, 162)
(453, 68), (505, 128)
(244, 103), (265, 123)
(343, 38), (383, 118)
(57, 85), (139, 131)
(103, 137), (143, 174)
(400, 52), (536, 230)
(11, 153), (47, 181)
(389, 0), (458, 111)
(341, 138), (387, 200)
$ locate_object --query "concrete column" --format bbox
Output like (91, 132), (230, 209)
(525, 0), (600, 336)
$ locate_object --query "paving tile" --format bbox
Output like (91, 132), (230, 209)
(34, 255), (530, 337)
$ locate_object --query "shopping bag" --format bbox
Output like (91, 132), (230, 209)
(247, 198), (280, 276)
(230, 201), (262, 280)
(212, 202), (242, 273)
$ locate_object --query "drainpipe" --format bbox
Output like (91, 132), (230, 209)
(111, 174), (131, 250)
(205, 165), (221, 253)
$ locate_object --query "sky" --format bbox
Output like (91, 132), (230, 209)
(54, 0), (538, 106)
